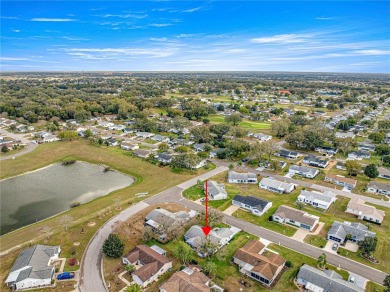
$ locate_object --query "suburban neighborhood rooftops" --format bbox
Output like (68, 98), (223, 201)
(328, 221), (376, 242)
(228, 171), (257, 180)
(289, 165), (318, 176)
(259, 177), (295, 191)
(273, 205), (319, 227)
(325, 174), (357, 186)
(368, 181), (390, 191)
(297, 264), (364, 292)
(298, 190), (336, 203)
(159, 268), (211, 292)
(232, 195), (270, 211)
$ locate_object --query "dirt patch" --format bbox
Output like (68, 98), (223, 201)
(87, 221), (96, 227)
(73, 242), (80, 246)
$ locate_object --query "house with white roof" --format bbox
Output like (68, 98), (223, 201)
(378, 167), (390, 180)
(259, 177), (295, 194)
(297, 190), (336, 210)
(253, 133), (272, 141)
(335, 132), (356, 139)
(348, 151), (370, 160)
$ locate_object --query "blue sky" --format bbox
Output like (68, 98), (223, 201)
(1, 1), (389, 72)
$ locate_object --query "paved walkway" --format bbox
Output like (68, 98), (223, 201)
(291, 228), (309, 242)
(223, 205), (239, 215)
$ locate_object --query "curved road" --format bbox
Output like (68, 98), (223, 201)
(0, 129), (38, 161)
(79, 165), (388, 292)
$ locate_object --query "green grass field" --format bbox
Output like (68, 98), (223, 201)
(208, 114), (271, 131)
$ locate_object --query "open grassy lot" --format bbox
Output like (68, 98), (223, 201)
(208, 114), (271, 132)
(366, 281), (385, 292)
(0, 140), (209, 283)
(304, 235), (327, 248)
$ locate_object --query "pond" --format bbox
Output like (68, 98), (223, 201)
(0, 161), (134, 235)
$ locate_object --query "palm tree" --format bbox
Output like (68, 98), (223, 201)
(124, 284), (141, 292)
(202, 261), (217, 278)
(124, 264), (135, 275)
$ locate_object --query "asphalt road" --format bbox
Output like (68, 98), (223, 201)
(78, 166), (228, 292)
(0, 128), (38, 161)
(79, 164), (388, 292)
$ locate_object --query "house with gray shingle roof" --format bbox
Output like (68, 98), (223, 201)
(272, 205), (319, 231)
(327, 221), (376, 243)
(205, 180), (227, 200)
(378, 167), (390, 180)
(367, 181), (390, 196)
(303, 155), (329, 168)
(289, 165), (319, 178)
(228, 171), (258, 184)
(297, 190), (336, 210)
(259, 177), (295, 194)
(297, 264), (365, 292)
(5, 245), (60, 291)
(232, 195), (272, 216)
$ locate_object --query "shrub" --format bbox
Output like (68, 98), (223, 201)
(103, 234), (124, 258)
(62, 157), (77, 165)
(285, 260), (293, 267)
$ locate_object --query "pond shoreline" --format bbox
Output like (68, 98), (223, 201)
(0, 161), (134, 235)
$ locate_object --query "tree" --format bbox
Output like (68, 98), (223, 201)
(262, 141), (280, 161)
(296, 202), (304, 210)
(58, 130), (78, 141)
(327, 103), (338, 111)
(317, 253), (326, 269)
(364, 164), (379, 178)
(202, 261), (217, 277)
(358, 236), (377, 256)
(225, 113), (242, 126)
(158, 142), (169, 151)
(368, 132), (384, 144)
(190, 125), (212, 143)
(383, 155), (390, 165)
(225, 139), (250, 157)
(173, 241), (192, 264)
(383, 274), (390, 292)
(102, 234), (124, 258)
(83, 129), (93, 138)
(124, 284), (142, 292)
(375, 144), (390, 155)
(57, 214), (74, 232)
(124, 264), (135, 274)
(1, 145), (9, 153)
(210, 123), (231, 138)
(174, 146), (188, 153)
(345, 160), (361, 176)
(271, 119), (290, 138)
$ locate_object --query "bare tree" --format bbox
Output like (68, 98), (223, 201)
(57, 214), (74, 232)
(41, 225), (53, 240)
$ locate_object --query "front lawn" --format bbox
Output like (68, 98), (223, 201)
(304, 235), (327, 248)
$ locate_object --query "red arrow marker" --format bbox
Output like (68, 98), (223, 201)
(202, 180), (212, 236)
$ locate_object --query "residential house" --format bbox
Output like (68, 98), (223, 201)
(346, 198), (385, 224)
(193, 143), (206, 152)
(107, 138), (119, 146)
(184, 225), (240, 257)
(336, 162), (347, 170)
(209, 148), (225, 158)
(122, 245), (172, 288)
(367, 181), (390, 196)
(348, 151), (371, 160)
(159, 267), (222, 292)
(272, 205), (319, 231)
(335, 132), (356, 139)
(152, 135), (170, 143)
(233, 240), (285, 286)
(43, 134), (58, 143)
(133, 149), (152, 159)
(289, 165), (319, 178)
(327, 221), (376, 243)
(296, 264), (365, 292)
(325, 174), (357, 190)
(98, 121), (114, 128)
(303, 155), (329, 168)
(315, 146), (338, 155)
(135, 132), (155, 139)
(275, 149), (299, 159)
(253, 133), (272, 141)
(5, 245), (60, 291)
(16, 124), (27, 132)
(108, 124), (125, 131)
(358, 142), (376, 152)
(378, 167), (390, 180)
(297, 190), (336, 210)
(259, 177), (295, 194)
(121, 142), (139, 151)
(189, 159), (207, 169)
(232, 195), (272, 216)
(227, 171), (258, 184)
(145, 208), (197, 242)
(205, 180), (228, 200)
(157, 153), (173, 164)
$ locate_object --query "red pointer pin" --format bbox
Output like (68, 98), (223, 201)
(202, 180), (212, 236)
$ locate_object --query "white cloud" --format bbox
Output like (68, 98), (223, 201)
(150, 37), (169, 41)
(182, 7), (203, 13)
(0, 57), (29, 61)
(13, 29), (21, 33)
(62, 36), (89, 41)
(64, 47), (177, 58)
(251, 34), (311, 44)
(315, 17), (336, 20)
(30, 18), (77, 22)
(354, 49), (390, 55)
(148, 23), (173, 27)
(100, 13), (148, 19)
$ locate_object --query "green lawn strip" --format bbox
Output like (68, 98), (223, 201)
(304, 235), (327, 248)
(366, 281), (385, 292)
(182, 184), (204, 200)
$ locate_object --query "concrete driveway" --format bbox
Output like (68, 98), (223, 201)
(323, 240), (338, 254)
(291, 228), (309, 242)
(223, 205), (239, 215)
